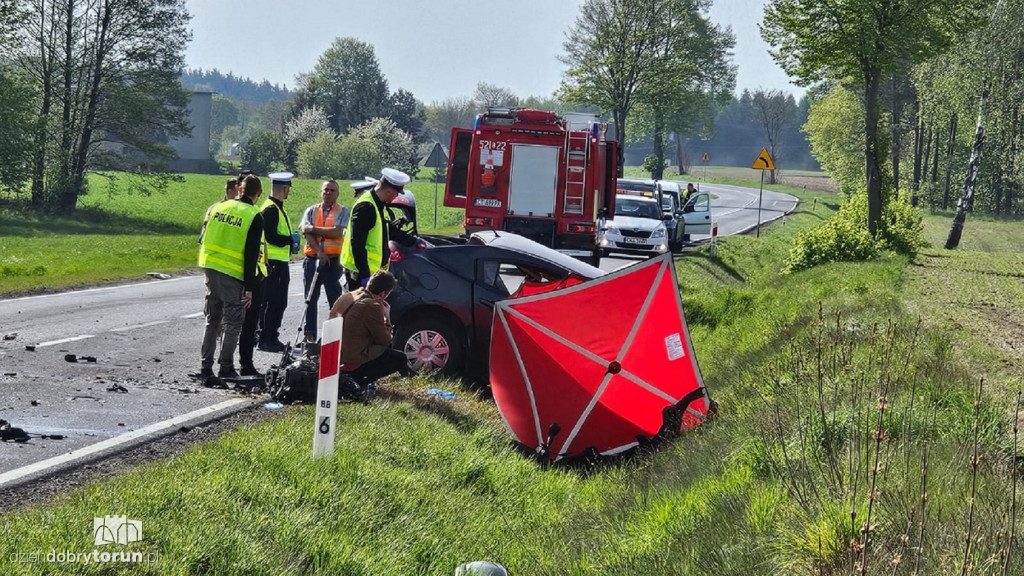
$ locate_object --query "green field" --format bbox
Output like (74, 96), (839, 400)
(1, 171), (1022, 574)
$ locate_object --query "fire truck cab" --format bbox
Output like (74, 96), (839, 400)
(442, 107), (619, 266)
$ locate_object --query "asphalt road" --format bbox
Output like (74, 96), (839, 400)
(0, 183), (798, 484)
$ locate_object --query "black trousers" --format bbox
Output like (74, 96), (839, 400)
(348, 348), (410, 386)
(258, 260), (290, 344)
(238, 278), (264, 368)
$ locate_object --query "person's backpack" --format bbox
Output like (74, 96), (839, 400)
(264, 353), (364, 404)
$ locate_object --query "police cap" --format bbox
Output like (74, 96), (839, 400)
(380, 168), (411, 190)
(269, 171), (294, 186)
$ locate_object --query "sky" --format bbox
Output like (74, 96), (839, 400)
(183, 0), (805, 103)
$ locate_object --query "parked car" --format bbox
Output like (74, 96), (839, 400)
(655, 180), (686, 251)
(386, 231), (606, 382)
(661, 180), (714, 241)
(598, 193), (671, 257)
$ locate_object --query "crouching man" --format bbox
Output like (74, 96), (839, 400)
(328, 270), (412, 388)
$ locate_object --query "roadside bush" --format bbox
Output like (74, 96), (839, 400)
(879, 190), (927, 256)
(784, 206), (878, 272)
(785, 191), (925, 272)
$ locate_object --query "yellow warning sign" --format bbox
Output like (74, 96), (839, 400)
(752, 147), (775, 170)
(702, 152), (710, 162)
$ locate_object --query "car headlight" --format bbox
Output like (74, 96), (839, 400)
(650, 227), (666, 239)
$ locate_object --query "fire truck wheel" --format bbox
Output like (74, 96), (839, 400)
(394, 317), (465, 377)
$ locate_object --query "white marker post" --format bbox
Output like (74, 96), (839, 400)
(709, 221), (719, 257)
(313, 317), (343, 458)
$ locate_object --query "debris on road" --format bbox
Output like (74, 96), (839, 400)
(106, 384), (128, 393)
(3, 332), (16, 340)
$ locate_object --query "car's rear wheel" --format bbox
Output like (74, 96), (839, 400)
(394, 317), (465, 377)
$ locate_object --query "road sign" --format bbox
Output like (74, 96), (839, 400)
(752, 148), (775, 171)
(702, 152), (710, 162)
(423, 142), (448, 168)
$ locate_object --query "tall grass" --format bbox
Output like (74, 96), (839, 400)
(1, 175), (1022, 574)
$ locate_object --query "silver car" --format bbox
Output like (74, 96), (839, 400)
(598, 194), (670, 257)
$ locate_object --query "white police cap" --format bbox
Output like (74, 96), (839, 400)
(380, 168), (411, 189)
(268, 171), (294, 186)
(350, 178), (378, 192)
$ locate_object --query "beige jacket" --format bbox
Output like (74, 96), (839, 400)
(329, 288), (393, 365)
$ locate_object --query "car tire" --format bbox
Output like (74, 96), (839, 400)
(394, 316), (465, 377)
(583, 252), (601, 267)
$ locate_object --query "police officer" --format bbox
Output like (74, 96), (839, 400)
(257, 171), (297, 353)
(197, 175), (265, 384)
(341, 169), (419, 291)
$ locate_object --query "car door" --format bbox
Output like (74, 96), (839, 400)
(682, 192), (712, 236)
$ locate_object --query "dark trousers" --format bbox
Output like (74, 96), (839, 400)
(258, 260), (289, 344)
(348, 348), (410, 386)
(343, 268), (362, 292)
(303, 256), (344, 339)
(238, 278), (264, 368)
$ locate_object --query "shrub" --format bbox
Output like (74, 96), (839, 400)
(351, 117), (418, 177)
(878, 190), (927, 256)
(784, 191), (925, 272)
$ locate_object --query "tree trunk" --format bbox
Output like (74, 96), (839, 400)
(613, 108), (627, 175)
(945, 91), (988, 250)
(863, 65), (884, 237)
(673, 132), (686, 174)
(890, 74), (904, 193)
(942, 113), (958, 210)
(651, 108), (665, 180)
(67, 0), (113, 210)
(912, 102), (923, 206)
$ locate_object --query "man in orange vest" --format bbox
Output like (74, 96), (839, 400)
(299, 179), (349, 343)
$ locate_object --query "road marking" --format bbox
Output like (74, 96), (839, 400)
(110, 320), (169, 332)
(36, 335), (95, 348)
(0, 398), (251, 488)
(181, 312), (204, 319)
(0, 275), (195, 303)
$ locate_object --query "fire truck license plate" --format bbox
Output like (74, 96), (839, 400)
(473, 198), (502, 208)
(624, 237), (646, 244)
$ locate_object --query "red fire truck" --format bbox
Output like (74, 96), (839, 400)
(442, 107), (620, 266)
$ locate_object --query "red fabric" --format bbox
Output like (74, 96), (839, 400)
(490, 254), (709, 460)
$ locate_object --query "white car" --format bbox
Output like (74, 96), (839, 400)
(599, 194), (670, 257)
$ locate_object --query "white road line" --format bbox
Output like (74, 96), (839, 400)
(0, 398), (251, 488)
(0, 275), (194, 303)
(36, 335), (95, 348)
(181, 312), (204, 319)
(110, 320), (169, 332)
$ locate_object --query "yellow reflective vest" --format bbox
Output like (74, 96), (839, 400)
(198, 200), (260, 281)
(341, 193), (390, 276)
(261, 197), (293, 262)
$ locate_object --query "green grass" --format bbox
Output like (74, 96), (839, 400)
(1, 171), (1023, 575)
(0, 170), (465, 295)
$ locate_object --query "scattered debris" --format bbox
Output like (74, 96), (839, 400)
(3, 332), (16, 340)
(65, 354), (78, 362)
(263, 402), (284, 410)
(147, 272), (171, 280)
(81, 356), (97, 363)
(30, 400), (40, 406)
(3, 372), (15, 377)
(71, 395), (98, 401)
(25, 345), (36, 352)
(427, 388), (457, 400)
(152, 357), (161, 363)
(1, 419), (29, 443)
(106, 384), (128, 393)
